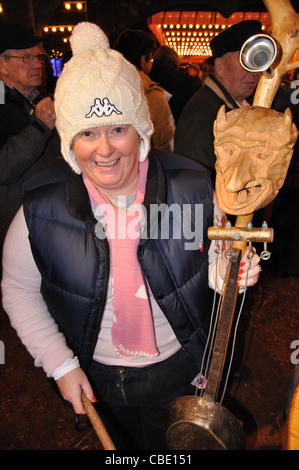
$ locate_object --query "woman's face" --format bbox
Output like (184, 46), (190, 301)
(72, 124), (141, 199)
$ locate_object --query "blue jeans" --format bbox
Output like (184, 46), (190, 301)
(87, 347), (199, 449)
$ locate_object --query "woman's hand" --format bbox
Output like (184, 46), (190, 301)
(237, 248), (261, 289)
(217, 246), (261, 290)
(56, 367), (96, 414)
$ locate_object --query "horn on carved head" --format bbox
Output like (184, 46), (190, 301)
(214, 105), (227, 134)
(283, 107), (293, 126)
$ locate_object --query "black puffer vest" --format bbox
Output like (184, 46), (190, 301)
(23, 150), (213, 370)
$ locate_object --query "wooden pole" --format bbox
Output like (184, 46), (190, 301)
(81, 392), (116, 450)
(253, 0), (299, 108)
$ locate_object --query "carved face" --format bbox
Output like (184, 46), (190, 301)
(214, 106), (298, 215)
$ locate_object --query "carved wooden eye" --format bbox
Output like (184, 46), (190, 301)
(225, 147), (234, 155)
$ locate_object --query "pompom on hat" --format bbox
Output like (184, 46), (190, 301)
(54, 22), (153, 174)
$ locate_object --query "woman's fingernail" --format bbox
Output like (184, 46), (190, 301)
(92, 396), (97, 403)
(238, 269), (244, 274)
(237, 276), (242, 281)
(240, 261), (245, 267)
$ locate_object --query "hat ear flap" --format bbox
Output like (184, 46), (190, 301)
(139, 136), (149, 162)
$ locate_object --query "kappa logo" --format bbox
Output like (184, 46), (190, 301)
(85, 97), (122, 118)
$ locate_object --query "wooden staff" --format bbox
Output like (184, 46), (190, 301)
(82, 392), (116, 450)
(207, 0), (299, 406)
(254, 0), (299, 108)
(217, 0), (299, 255)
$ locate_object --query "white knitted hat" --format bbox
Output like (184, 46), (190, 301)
(54, 22), (153, 174)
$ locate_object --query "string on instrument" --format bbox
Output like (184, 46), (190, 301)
(195, 241), (253, 404)
(219, 250), (253, 405)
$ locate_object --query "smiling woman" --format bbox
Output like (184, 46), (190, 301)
(1, 21), (261, 451)
(72, 125), (141, 199)
(54, 23), (153, 175)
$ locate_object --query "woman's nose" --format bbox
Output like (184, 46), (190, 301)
(96, 134), (113, 157)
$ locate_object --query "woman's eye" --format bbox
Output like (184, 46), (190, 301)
(83, 131), (93, 137)
(114, 127), (124, 134)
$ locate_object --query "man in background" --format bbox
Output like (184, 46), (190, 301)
(0, 22), (61, 269)
(174, 20), (262, 186)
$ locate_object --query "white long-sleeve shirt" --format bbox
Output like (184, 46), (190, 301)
(1, 194), (227, 380)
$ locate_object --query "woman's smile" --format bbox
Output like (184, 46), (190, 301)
(95, 158), (120, 167)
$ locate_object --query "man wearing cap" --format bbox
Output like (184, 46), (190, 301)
(0, 22), (60, 266)
(174, 20), (262, 186)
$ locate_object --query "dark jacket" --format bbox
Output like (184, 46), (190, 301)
(174, 75), (239, 185)
(0, 84), (61, 248)
(150, 65), (202, 123)
(22, 150), (214, 371)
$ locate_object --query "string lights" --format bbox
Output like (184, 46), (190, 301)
(42, 8), (272, 66)
(43, 1), (87, 44)
(162, 23), (223, 58)
(43, 25), (73, 44)
(64, 2), (85, 11)
(148, 11), (271, 60)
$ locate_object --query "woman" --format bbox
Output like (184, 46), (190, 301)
(1, 22), (260, 450)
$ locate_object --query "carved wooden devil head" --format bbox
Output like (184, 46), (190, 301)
(214, 105), (298, 215)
